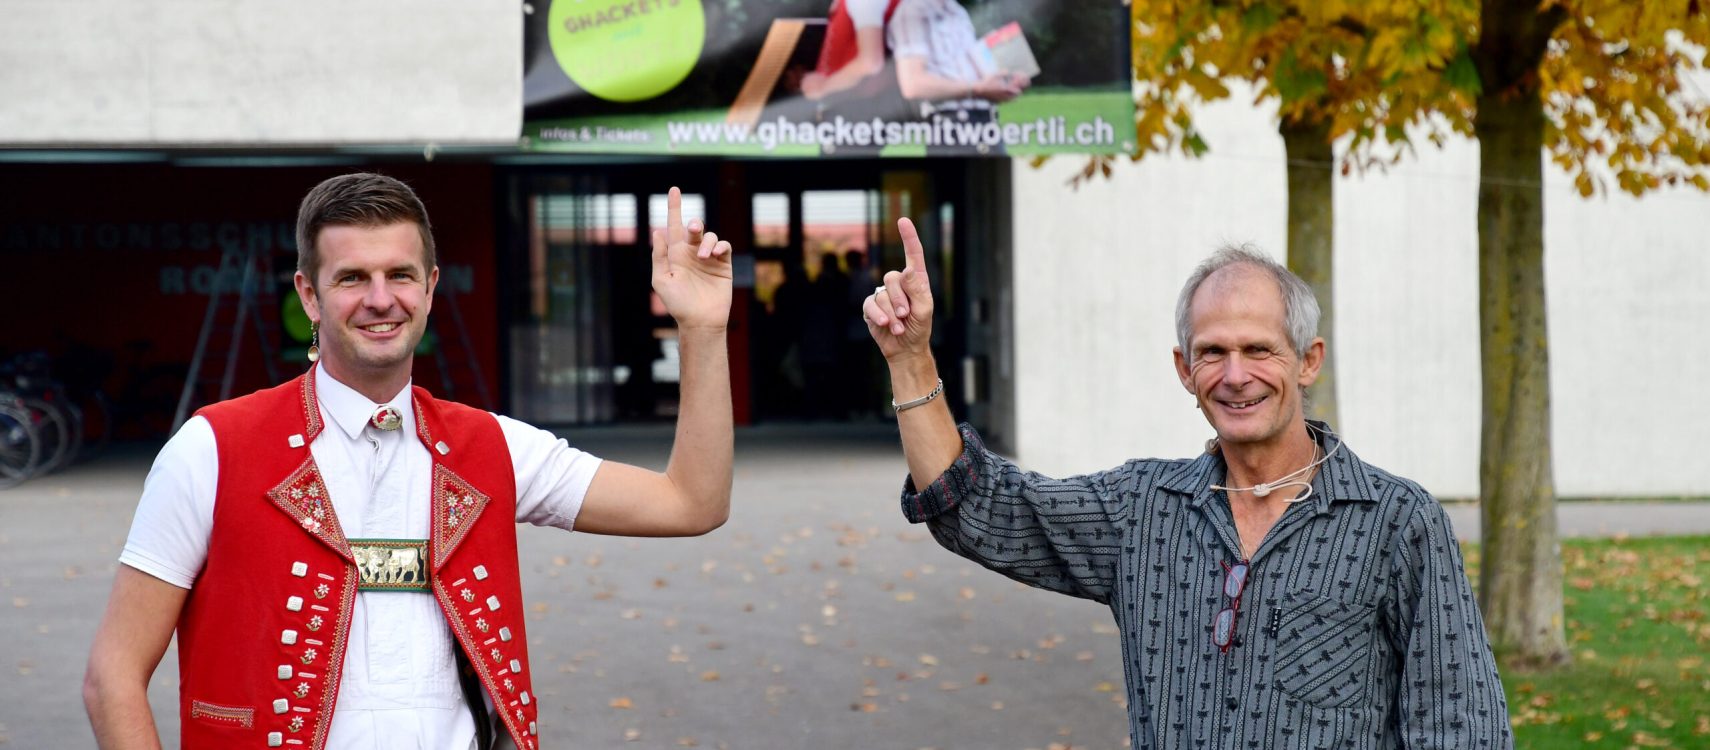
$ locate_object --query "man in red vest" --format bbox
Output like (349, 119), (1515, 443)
(800, 0), (901, 102)
(83, 173), (736, 750)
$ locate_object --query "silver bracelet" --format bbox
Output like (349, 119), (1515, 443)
(892, 378), (944, 413)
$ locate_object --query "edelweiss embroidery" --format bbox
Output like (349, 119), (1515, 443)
(430, 464), (490, 569)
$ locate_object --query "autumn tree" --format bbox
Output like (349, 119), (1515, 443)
(1471, 0), (1709, 668)
(1119, 0), (1478, 428)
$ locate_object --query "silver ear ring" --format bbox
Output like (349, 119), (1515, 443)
(306, 321), (320, 363)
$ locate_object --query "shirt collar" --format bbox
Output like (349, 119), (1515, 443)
(1158, 420), (1376, 504)
(312, 364), (413, 441)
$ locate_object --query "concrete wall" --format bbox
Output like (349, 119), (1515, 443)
(0, 0), (519, 145)
(1010, 91), (1710, 498)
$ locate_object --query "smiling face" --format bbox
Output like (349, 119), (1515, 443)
(1173, 265), (1323, 452)
(294, 222), (437, 398)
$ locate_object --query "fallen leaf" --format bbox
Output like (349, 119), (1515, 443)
(609, 697), (634, 709)
(10, 598), (26, 608)
(676, 738), (699, 747)
(918, 654), (939, 667)
(552, 556), (568, 567)
(700, 671), (720, 681)
(894, 592), (916, 602)
(625, 728), (642, 741)
(959, 587), (976, 600)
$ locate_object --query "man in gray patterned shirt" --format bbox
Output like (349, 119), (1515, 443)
(862, 225), (1512, 749)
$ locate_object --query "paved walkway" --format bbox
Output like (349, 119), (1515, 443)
(1, 429), (1704, 749)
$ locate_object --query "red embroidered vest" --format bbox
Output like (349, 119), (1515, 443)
(178, 374), (541, 749)
(813, 0), (903, 77)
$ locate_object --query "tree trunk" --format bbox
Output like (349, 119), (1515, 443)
(1473, 92), (1568, 670)
(1280, 118), (1338, 429)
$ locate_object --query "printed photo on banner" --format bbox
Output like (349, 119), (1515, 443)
(523, 0), (1133, 158)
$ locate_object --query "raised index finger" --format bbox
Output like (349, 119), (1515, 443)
(898, 218), (927, 275)
(667, 186), (684, 246)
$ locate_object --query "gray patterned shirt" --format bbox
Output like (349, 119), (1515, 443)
(900, 423), (1512, 749)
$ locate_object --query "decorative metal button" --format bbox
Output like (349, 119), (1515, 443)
(473, 565), (489, 581)
(286, 596), (303, 612)
(273, 699), (289, 714)
(530, 721), (538, 736)
(291, 562), (308, 577)
(435, 441), (450, 455)
(486, 595), (501, 611)
(521, 691), (530, 706)
(510, 659), (521, 674)
(278, 665), (293, 680)
(288, 434), (305, 448)
(268, 731), (283, 747)
(281, 630), (298, 645)
(369, 405), (403, 432)
(499, 626), (512, 642)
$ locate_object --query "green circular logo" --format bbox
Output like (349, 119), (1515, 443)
(548, 0), (705, 103)
(283, 299), (313, 343)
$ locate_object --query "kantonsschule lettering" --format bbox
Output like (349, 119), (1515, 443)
(562, 0), (681, 35)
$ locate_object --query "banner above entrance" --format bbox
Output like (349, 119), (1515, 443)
(522, 0), (1133, 158)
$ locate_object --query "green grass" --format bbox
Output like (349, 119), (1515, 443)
(1462, 536), (1710, 748)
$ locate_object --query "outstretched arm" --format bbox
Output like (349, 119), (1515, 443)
(866, 221), (1128, 603)
(575, 187), (734, 537)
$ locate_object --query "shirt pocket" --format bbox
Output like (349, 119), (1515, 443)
(1270, 591), (1379, 710)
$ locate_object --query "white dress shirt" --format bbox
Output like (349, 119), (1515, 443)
(121, 365), (602, 749)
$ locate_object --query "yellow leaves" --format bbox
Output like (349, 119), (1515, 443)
(609, 696), (634, 709)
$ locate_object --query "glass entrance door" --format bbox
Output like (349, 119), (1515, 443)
(504, 168), (718, 426)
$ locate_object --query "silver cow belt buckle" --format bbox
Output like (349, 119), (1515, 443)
(349, 539), (430, 591)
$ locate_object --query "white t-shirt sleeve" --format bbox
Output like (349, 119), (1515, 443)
(845, 0), (889, 28)
(886, 0), (932, 60)
(498, 415), (603, 532)
(118, 416), (219, 590)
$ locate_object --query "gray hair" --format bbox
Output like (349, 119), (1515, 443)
(1174, 244), (1321, 359)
